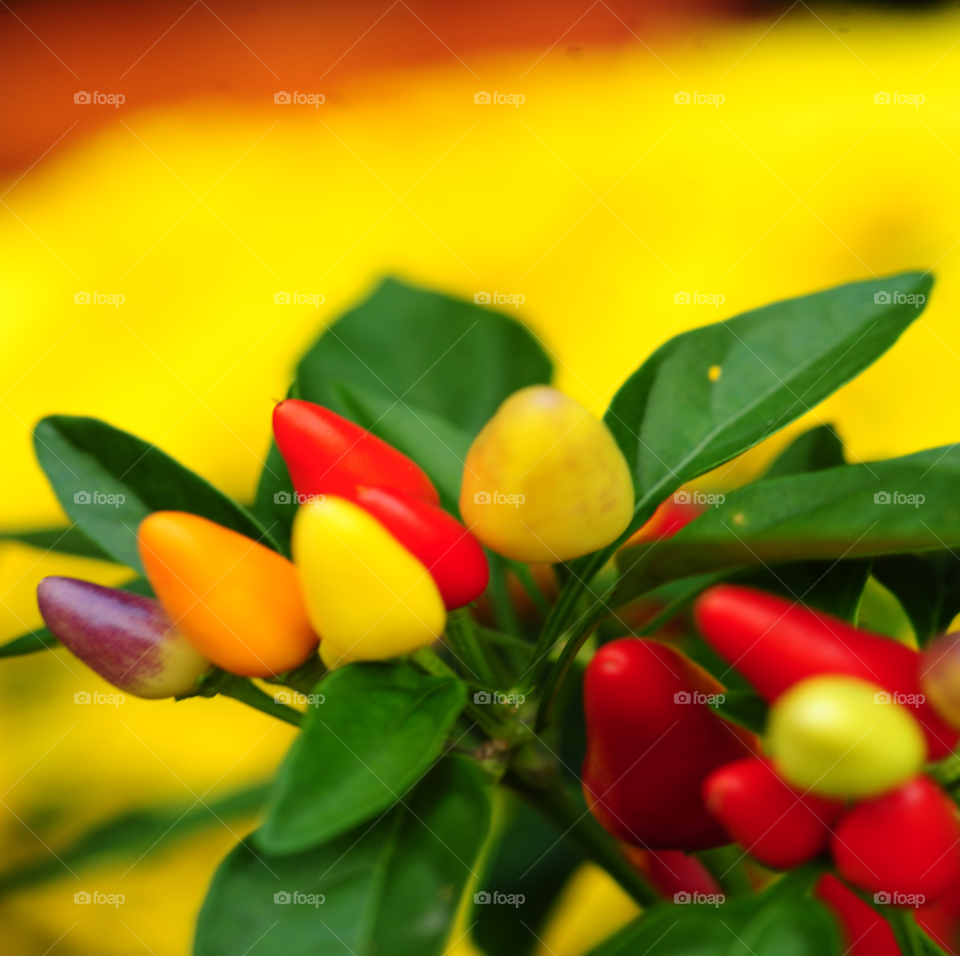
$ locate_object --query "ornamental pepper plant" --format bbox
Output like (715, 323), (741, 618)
(9, 273), (960, 956)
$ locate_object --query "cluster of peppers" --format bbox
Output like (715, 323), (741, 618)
(583, 579), (960, 949)
(35, 385), (635, 697)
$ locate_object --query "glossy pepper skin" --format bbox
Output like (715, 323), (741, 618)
(353, 486), (488, 610)
(815, 874), (903, 956)
(702, 756), (845, 869)
(694, 585), (958, 759)
(273, 399), (439, 505)
(582, 638), (758, 851)
(832, 776), (960, 900)
(459, 386), (635, 563)
(138, 512), (318, 678)
(293, 496), (446, 668)
(768, 675), (926, 799)
(37, 576), (210, 698)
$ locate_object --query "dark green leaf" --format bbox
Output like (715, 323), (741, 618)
(252, 440), (296, 556)
(617, 444), (960, 600)
(258, 663), (465, 854)
(873, 552), (960, 645)
(333, 380), (472, 513)
(764, 424), (845, 479)
(33, 416), (280, 573)
(195, 755), (491, 956)
(605, 272), (932, 538)
(296, 277), (552, 436)
(714, 690), (769, 736)
(0, 782), (268, 896)
(0, 525), (112, 560)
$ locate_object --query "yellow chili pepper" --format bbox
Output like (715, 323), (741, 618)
(292, 496), (446, 667)
(138, 511), (318, 678)
(459, 386), (635, 562)
(767, 674), (926, 799)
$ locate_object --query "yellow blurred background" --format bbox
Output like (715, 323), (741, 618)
(2, 3), (959, 952)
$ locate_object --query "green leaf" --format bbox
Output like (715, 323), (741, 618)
(0, 524), (113, 561)
(296, 277), (552, 436)
(714, 689), (769, 736)
(0, 782), (268, 896)
(258, 663), (466, 854)
(195, 755), (491, 956)
(252, 440), (296, 556)
(872, 552), (960, 645)
(605, 272), (932, 538)
(333, 380), (472, 513)
(617, 444), (960, 600)
(33, 416), (280, 573)
(764, 424), (845, 479)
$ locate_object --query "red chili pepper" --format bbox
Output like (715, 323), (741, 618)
(622, 846), (722, 900)
(353, 486), (488, 609)
(273, 399), (439, 505)
(815, 874), (902, 956)
(582, 638), (759, 851)
(702, 756), (845, 870)
(694, 585), (958, 759)
(914, 873), (960, 954)
(831, 776), (960, 901)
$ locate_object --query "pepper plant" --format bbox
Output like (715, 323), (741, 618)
(5, 271), (960, 956)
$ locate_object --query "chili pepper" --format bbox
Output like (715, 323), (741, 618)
(622, 846), (723, 900)
(767, 674), (925, 798)
(815, 874), (903, 956)
(920, 632), (960, 730)
(353, 486), (488, 609)
(459, 386), (635, 563)
(273, 399), (439, 505)
(623, 495), (704, 547)
(914, 874), (960, 954)
(36, 576), (210, 698)
(582, 638), (758, 851)
(292, 496), (446, 668)
(832, 776), (960, 901)
(694, 585), (958, 759)
(702, 756), (845, 869)
(138, 511), (317, 677)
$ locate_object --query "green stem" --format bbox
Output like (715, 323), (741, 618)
(504, 559), (551, 617)
(217, 679), (303, 727)
(504, 759), (659, 908)
(444, 609), (497, 686)
(486, 550), (523, 638)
